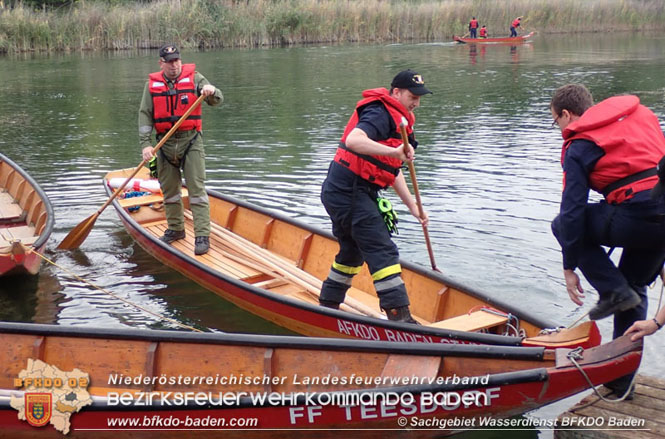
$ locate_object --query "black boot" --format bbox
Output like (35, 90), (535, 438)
(589, 286), (641, 320)
(385, 306), (419, 324)
(319, 300), (340, 310)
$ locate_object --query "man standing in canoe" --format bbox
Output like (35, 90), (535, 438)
(319, 70), (431, 323)
(550, 83), (665, 397)
(469, 17), (479, 39)
(139, 44), (223, 255)
(510, 16), (522, 37)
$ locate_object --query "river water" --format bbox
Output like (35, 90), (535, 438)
(0, 32), (664, 437)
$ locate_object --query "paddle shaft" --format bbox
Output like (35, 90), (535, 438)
(57, 94), (206, 250)
(399, 120), (439, 272)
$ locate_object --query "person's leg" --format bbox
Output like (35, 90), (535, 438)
(319, 181), (362, 308)
(158, 145), (185, 240)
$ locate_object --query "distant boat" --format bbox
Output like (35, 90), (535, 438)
(454, 32), (536, 44)
(0, 321), (642, 437)
(0, 153), (54, 277)
(102, 167), (600, 349)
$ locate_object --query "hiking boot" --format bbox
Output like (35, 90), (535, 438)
(603, 375), (635, 400)
(589, 286), (641, 320)
(319, 300), (340, 310)
(160, 229), (185, 244)
(385, 306), (420, 324)
(194, 236), (210, 255)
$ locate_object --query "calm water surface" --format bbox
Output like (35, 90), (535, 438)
(1, 32), (664, 436)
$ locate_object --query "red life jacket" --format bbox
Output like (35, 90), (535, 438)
(469, 19), (479, 29)
(148, 63), (202, 134)
(333, 88), (415, 189)
(511, 18), (521, 27)
(479, 27), (488, 37)
(561, 95), (665, 204)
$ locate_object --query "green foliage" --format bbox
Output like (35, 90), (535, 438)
(0, 0), (664, 52)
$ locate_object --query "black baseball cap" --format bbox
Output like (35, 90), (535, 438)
(159, 44), (180, 62)
(391, 70), (432, 95)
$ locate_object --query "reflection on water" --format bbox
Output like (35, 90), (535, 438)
(0, 33), (664, 435)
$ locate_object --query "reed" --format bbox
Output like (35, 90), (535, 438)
(0, 0), (664, 53)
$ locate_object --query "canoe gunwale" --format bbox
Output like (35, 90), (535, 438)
(0, 320), (544, 358)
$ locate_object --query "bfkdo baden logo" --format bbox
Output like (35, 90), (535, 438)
(25, 393), (52, 427)
(11, 359), (93, 434)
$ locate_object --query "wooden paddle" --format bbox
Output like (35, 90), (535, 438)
(399, 117), (440, 272)
(57, 94), (206, 250)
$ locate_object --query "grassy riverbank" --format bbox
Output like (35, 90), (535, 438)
(1, 0), (664, 53)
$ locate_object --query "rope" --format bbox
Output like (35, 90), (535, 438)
(28, 245), (204, 333)
(566, 347), (637, 406)
(567, 309), (591, 329)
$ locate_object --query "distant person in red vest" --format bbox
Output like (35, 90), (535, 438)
(550, 83), (665, 399)
(510, 16), (522, 37)
(468, 17), (479, 38)
(479, 25), (488, 38)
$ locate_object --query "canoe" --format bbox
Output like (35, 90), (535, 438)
(0, 321), (642, 437)
(102, 168), (600, 349)
(0, 154), (54, 277)
(454, 32), (535, 44)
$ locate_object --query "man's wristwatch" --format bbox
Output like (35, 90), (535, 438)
(653, 318), (663, 331)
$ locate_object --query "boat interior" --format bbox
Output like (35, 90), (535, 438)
(0, 160), (49, 252)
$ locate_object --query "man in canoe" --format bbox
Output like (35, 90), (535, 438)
(510, 16), (522, 37)
(550, 83), (665, 397)
(468, 17), (479, 39)
(479, 25), (488, 39)
(319, 70), (431, 324)
(139, 44), (223, 255)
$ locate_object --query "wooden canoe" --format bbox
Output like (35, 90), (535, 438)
(0, 321), (642, 437)
(454, 32), (535, 44)
(102, 168), (600, 349)
(0, 154), (54, 277)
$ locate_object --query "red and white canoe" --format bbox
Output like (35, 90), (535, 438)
(454, 32), (535, 44)
(0, 154), (54, 277)
(101, 167), (601, 349)
(0, 321), (642, 437)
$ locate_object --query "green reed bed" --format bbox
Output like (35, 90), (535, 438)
(1, 0), (664, 53)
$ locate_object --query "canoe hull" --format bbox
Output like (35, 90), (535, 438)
(0, 322), (641, 437)
(104, 168), (600, 349)
(454, 32), (535, 44)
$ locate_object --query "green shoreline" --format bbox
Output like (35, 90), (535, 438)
(1, 0), (664, 53)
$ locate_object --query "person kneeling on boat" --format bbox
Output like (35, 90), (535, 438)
(550, 84), (665, 399)
(479, 25), (488, 39)
(139, 44), (223, 256)
(319, 70), (431, 324)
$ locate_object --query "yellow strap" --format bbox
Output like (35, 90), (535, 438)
(332, 261), (362, 275)
(372, 264), (402, 281)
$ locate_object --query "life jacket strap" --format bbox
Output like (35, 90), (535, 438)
(337, 142), (401, 176)
(601, 167), (657, 197)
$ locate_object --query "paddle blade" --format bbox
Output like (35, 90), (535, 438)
(57, 213), (100, 250)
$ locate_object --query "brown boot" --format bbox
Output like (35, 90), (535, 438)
(385, 306), (419, 324)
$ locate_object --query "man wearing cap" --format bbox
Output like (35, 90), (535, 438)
(139, 44), (223, 255)
(318, 69), (431, 323)
(550, 83), (665, 397)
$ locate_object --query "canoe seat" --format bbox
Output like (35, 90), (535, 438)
(429, 310), (508, 332)
(0, 225), (38, 248)
(0, 191), (23, 223)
